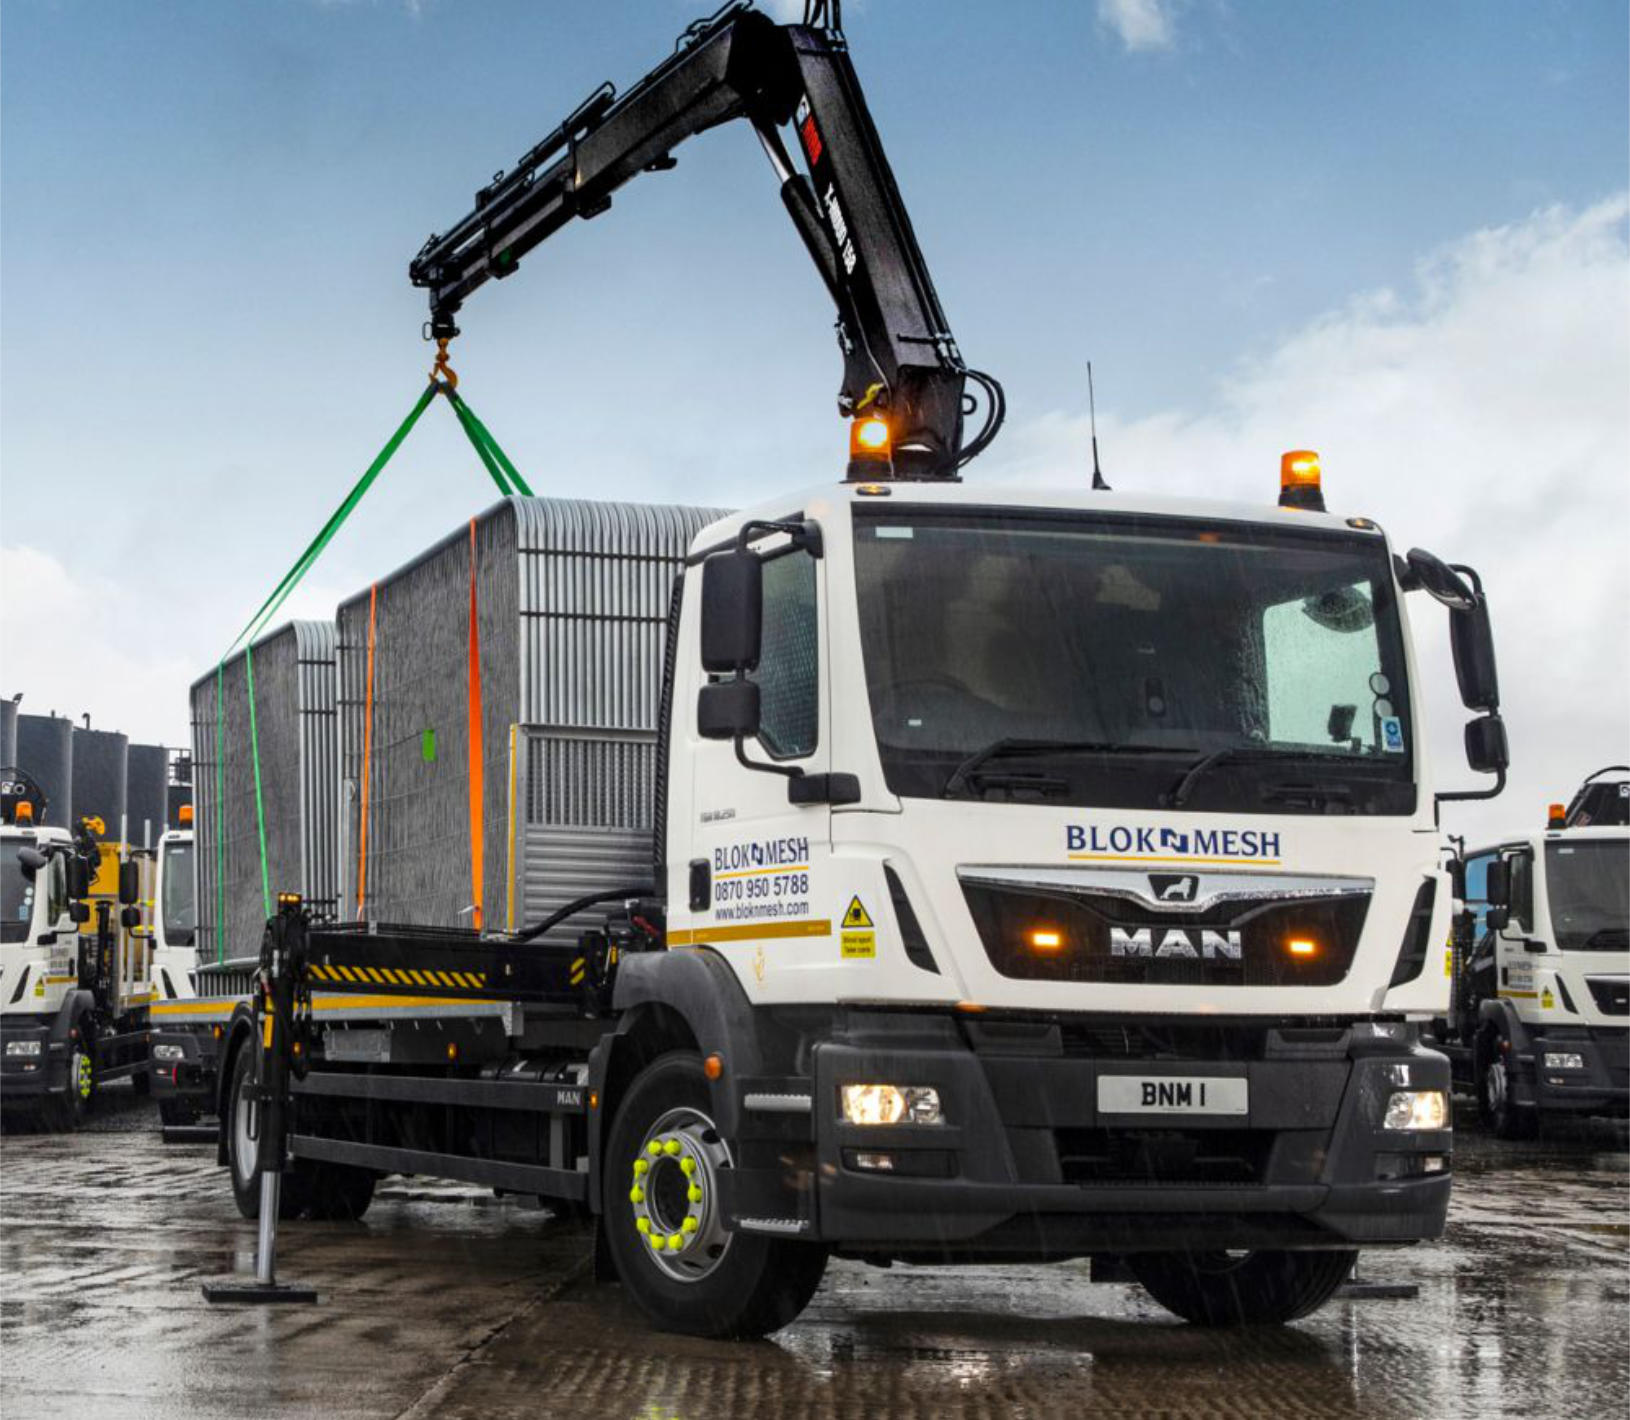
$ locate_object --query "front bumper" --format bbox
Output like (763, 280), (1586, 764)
(1523, 1026), (1629, 1117)
(149, 1028), (221, 1110)
(723, 1013), (1451, 1257)
(0, 1021), (65, 1103)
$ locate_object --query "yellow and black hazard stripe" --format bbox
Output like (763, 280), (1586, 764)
(569, 956), (587, 987)
(306, 963), (489, 990)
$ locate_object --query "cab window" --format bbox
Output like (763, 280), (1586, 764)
(748, 552), (819, 759)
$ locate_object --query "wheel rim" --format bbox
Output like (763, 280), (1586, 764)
(232, 1062), (256, 1186)
(72, 1049), (92, 1102)
(627, 1105), (733, 1283)
(1486, 1058), (1507, 1116)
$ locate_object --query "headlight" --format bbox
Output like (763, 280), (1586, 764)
(1543, 1052), (1585, 1071)
(152, 1044), (185, 1062)
(1383, 1089), (1448, 1131)
(4, 1040), (42, 1058)
(840, 1084), (943, 1126)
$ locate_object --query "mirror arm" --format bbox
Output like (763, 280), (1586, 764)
(1436, 765), (1506, 807)
(734, 735), (805, 782)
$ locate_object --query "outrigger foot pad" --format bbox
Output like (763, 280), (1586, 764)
(202, 1282), (320, 1305)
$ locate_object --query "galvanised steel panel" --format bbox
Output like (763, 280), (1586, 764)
(338, 496), (722, 933)
(71, 728), (128, 839)
(126, 744), (169, 849)
(0, 699), (16, 769)
(189, 621), (338, 962)
(16, 714), (73, 827)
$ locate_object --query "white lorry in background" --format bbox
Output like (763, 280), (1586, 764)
(1436, 767), (1629, 1136)
(1, 771), (179, 1127)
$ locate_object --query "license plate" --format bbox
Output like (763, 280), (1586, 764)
(1097, 1075), (1248, 1116)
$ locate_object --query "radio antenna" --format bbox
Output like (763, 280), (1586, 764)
(1087, 361), (1110, 491)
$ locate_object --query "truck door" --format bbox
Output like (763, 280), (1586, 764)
(1495, 846), (1540, 999)
(682, 535), (835, 999)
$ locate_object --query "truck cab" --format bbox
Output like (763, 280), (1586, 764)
(150, 824), (198, 999)
(1443, 776), (1629, 1134)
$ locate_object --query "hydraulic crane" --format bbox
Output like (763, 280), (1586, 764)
(409, 0), (1003, 480)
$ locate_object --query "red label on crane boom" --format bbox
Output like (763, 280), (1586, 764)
(800, 114), (823, 166)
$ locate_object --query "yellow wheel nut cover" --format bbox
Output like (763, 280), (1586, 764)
(636, 1218), (650, 1234)
(649, 1233), (664, 1251)
(687, 1185), (703, 1204)
(682, 1217), (698, 1234)
(633, 1159), (649, 1176)
(663, 1139), (682, 1156)
(668, 1234), (684, 1251)
(679, 1157), (697, 1177)
(647, 1140), (663, 1156)
(629, 1186), (645, 1204)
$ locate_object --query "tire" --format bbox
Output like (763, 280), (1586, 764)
(132, 1068), (152, 1098)
(224, 1044), (311, 1220)
(1129, 1248), (1358, 1326)
(1478, 1028), (1537, 1140)
(42, 1034), (96, 1133)
(603, 1050), (827, 1338)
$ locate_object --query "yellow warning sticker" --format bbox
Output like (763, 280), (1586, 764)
(1541, 986), (1555, 1010)
(842, 930), (876, 959)
(842, 896), (874, 930)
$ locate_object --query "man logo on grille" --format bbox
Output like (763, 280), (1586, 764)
(1149, 873), (1199, 903)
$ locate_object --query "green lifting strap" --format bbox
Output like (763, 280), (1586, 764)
(209, 377), (532, 959)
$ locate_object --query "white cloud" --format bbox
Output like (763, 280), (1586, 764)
(985, 195), (1630, 842)
(1097, 0), (1178, 52)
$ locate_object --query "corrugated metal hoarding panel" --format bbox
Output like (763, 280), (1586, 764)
(338, 496), (722, 934)
(1, 699), (17, 768)
(190, 622), (338, 962)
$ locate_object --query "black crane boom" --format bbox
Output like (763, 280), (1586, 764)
(409, 4), (997, 478)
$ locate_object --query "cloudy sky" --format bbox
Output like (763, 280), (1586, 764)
(2, 0), (1626, 841)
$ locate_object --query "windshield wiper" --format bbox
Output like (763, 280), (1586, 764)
(944, 739), (1193, 799)
(1164, 747), (1356, 808)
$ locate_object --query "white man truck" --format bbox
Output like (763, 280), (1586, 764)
(1435, 768), (1628, 1136)
(187, 5), (1511, 1335)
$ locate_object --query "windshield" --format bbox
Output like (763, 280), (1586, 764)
(162, 840), (197, 945)
(853, 508), (1415, 813)
(2, 839), (38, 944)
(1545, 841), (1628, 951)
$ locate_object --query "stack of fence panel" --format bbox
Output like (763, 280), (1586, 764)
(190, 622), (339, 963)
(337, 496), (722, 940)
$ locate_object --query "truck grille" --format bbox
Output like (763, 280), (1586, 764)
(961, 880), (1368, 987)
(1586, 977), (1629, 1017)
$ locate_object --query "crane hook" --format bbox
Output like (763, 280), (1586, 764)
(430, 337), (459, 391)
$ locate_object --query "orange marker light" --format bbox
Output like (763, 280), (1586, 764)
(703, 1053), (723, 1081)
(1547, 802), (1567, 829)
(1287, 938), (1318, 957)
(13, 801), (33, 823)
(1028, 928), (1065, 953)
(178, 804), (194, 827)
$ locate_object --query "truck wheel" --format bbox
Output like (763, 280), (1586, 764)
(43, 1037), (96, 1132)
(1129, 1248), (1357, 1326)
(603, 1050), (827, 1338)
(224, 1044), (311, 1220)
(1478, 1029), (1538, 1140)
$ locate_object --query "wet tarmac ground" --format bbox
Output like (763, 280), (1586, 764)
(2, 1089), (1626, 1420)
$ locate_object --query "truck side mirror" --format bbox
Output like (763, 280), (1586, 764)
(700, 549), (762, 673)
(66, 857), (90, 900)
(1465, 713), (1508, 775)
(697, 678), (761, 740)
(120, 905), (141, 929)
(17, 846), (46, 879)
(118, 859), (140, 907)
(1446, 858), (1466, 900)
(1450, 598), (1500, 712)
(70, 901), (91, 926)
(1484, 858), (1510, 908)
(1486, 905), (1509, 932)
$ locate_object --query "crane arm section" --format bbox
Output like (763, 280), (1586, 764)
(409, 5), (986, 477)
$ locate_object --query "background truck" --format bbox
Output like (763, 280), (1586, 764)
(188, 2), (1511, 1336)
(1434, 767), (1628, 1136)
